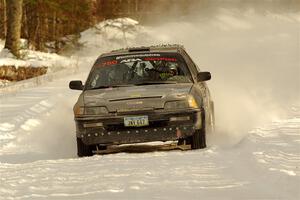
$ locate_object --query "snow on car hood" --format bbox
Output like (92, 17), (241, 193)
(83, 83), (193, 112)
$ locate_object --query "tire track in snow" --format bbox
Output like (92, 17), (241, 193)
(0, 76), (84, 161)
(250, 118), (300, 177)
(0, 150), (249, 200)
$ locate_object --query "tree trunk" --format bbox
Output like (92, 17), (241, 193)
(21, 4), (28, 44)
(3, 0), (6, 38)
(53, 12), (60, 52)
(4, 0), (23, 58)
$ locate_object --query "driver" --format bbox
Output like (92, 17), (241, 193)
(168, 63), (178, 76)
(107, 63), (131, 85)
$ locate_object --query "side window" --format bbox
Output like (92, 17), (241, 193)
(181, 50), (199, 81)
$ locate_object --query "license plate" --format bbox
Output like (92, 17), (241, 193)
(124, 116), (149, 127)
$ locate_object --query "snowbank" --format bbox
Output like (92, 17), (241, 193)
(0, 46), (75, 71)
(0, 79), (10, 87)
(80, 18), (139, 46)
(0, 38), (77, 84)
(76, 18), (143, 58)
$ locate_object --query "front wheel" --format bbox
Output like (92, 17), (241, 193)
(178, 109), (206, 149)
(190, 109), (207, 149)
(77, 138), (94, 157)
(190, 129), (206, 149)
(181, 129), (206, 149)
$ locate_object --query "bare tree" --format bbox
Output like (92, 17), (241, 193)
(3, 0), (6, 37)
(5, 0), (23, 58)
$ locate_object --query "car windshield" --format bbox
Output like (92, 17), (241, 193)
(85, 52), (193, 90)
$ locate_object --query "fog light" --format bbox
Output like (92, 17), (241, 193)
(170, 116), (190, 122)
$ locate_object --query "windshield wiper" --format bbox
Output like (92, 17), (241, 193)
(135, 81), (176, 86)
(90, 84), (133, 90)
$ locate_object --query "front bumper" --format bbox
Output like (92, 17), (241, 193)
(75, 108), (202, 145)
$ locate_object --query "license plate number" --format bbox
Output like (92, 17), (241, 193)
(124, 116), (149, 127)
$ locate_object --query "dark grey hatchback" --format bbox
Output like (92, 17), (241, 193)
(70, 45), (214, 157)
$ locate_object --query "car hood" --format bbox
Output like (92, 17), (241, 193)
(83, 83), (193, 113)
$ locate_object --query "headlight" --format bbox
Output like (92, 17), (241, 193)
(164, 96), (198, 110)
(188, 96), (198, 109)
(74, 106), (84, 116)
(85, 107), (108, 115)
(164, 101), (189, 110)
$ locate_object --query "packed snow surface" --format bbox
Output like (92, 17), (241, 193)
(0, 9), (300, 200)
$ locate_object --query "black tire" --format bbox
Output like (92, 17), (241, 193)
(177, 138), (185, 146)
(190, 109), (207, 149)
(191, 129), (206, 149)
(77, 138), (93, 157)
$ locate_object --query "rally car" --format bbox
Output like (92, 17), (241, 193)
(70, 45), (214, 157)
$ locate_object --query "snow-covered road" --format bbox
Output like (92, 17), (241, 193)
(0, 78), (299, 199)
(1, 7), (300, 200)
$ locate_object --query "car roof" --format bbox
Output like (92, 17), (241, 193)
(99, 44), (186, 58)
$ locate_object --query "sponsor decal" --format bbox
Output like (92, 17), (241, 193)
(120, 58), (142, 63)
(116, 54), (161, 60)
(144, 57), (177, 62)
(99, 56), (177, 67)
(101, 60), (118, 66)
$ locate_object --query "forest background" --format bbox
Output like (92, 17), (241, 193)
(1, 0), (298, 57)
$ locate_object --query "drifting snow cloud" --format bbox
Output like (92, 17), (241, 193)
(140, 8), (300, 145)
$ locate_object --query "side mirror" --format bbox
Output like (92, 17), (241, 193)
(69, 80), (83, 90)
(196, 72), (211, 82)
